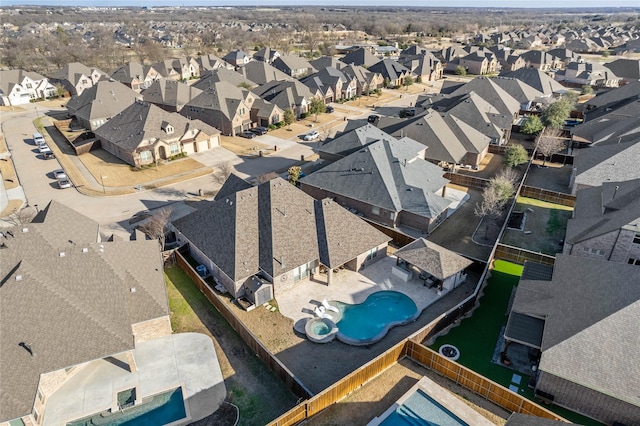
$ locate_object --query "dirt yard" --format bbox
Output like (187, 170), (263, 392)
(524, 161), (573, 194)
(220, 135), (271, 156)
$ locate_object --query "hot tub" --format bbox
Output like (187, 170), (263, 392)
(304, 317), (339, 343)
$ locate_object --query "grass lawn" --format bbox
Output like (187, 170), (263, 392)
(165, 267), (298, 426)
(429, 260), (603, 426)
(501, 197), (573, 255)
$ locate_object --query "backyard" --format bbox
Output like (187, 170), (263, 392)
(427, 260), (602, 426)
(501, 197), (573, 255)
(164, 266), (298, 426)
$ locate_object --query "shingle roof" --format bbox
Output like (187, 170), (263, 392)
(446, 76), (521, 117)
(142, 78), (203, 110)
(66, 80), (140, 122)
(566, 179), (640, 245)
(195, 68), (256, 90)
(500, 68), (566, 96)
(173, 177), (389, 281)
(341, 48), (379, 68)
(187, 80), (251, 120)
(238, 61), (290, 85)
(394, 238), (472, 280)
(584, 80), (640, 110)
(214, 173), (252, 201)
(50, 62), (106, 85)
(604, 58), (640, 80)
(317, 123), (394, 158)
(492, 76), (545, 104)
(301, 136), (451, 219)
(94, 101), (219, 153)
(574, 140), (640, 188)
(368, 59), (412, 81)
(572, 99), (640, 144)
(0, 201), (168, 422)
(512, 255), (640, 407)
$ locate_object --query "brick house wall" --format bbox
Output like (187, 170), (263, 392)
(131, 316), (172, 344)
(564, 228), (640, 264)
(536, 371), (640, 425)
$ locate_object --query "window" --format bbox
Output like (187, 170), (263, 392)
(293, 261), (314, 282)
(628, 258), (640, 266)
(633, 233), (640, 244)
(372, 206), (380, 215)
(367, 248), (377, 261)
(140, 150), (152, 162)
(583, 247), (605, 256)
(272, 115), (280, 124)
(26, 83), (33, 89)
(169, 144), (180, 155)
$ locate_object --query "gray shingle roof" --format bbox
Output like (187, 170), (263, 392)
(173, 177), (389, 281)
(500, 68), (566, 96)
(566, 179), (640, 244)
(604, 58), (640, 80)
(194, 68), (256, 90)
(238, 61), (290, 85)
(512, 255), (640, 407)
(0, 201), (168, 422)
(317, 123), (395, 158)
(301, 137), (451, 219)
(142, 78), (203, 110)
(341, 48), (379, 68)
(446, 77), (521, 117)
(368, 59), (412, 81)
(394, 238), (472, 280)
(66, 80), (141, 123)
(50, 61), (106, 85)
(93, 101), (218, 153)
(574, 140), (640, 188)
(572, 99), (640, 144)
(492, 76), (545, 104)
(584, 79), (640, 110)
(214, 173), (252, 201)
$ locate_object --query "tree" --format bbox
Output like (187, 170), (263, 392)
(503, 144), (528, 168)
(536, 128), (566, 166)
(541, 98), (572, 129)
(490, 168), (518, 206)
(474, 185), (501, 238)
(455, 66), (467, 76)
(520, 115), (543, 135)
(416, 75), (423, 84)
(308, 97), (325, 122)
(137, 208), (172, 250)
(288, 166), (302, 185)
(283, 108), (295, 129)
(54, 83), (67, 98)
(581, 85), (594, 95)
(5, 207), (36, 227)
(383, 77), (391, 88)
(403, 75), (414, 91)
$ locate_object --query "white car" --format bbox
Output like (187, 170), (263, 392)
(53, 169), (67, 179)
(303, 130), (320, 141)
(57, 178), (72, 189)
(38, 144), (51, 154)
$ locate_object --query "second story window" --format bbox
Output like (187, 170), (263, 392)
(633, 233), (640, 244)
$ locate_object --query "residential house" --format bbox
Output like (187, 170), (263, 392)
(253, 47), (280, 64)
(66, 80), (141, 131)
(518, 50), (560, 71)
(252, 79), (320, 118)
(316, 123), (397, 162)
(443, 76), (521, 119)
(309, 56), (346, 72)
(570, 140), (640, 194)
(489, 47), (526, 72)
(302, 67), (356, 102)
(504, 255), (640, 425)
(182, 80), (254, 136)
(238, 61), (291, 85)
(571, 99), (640, 147)
(604, 58), (640, 85)
(193, 68), (257, 90)
(500, 68), (566, 97)
(0, 201), (225, 426)
(394, 239), (472, 292)
(171, 56), (200, 79)
(250, 97), (284, 128)
(368, 59), (412, 88)
(195, 54), (234, 72)
(94, 101), (220, 166)
(492, 76), (545, 111)
(272, 54), (316, 78)
(49, 62), (107, 96)
(562, 179), (640, 264)
(149, 59), (186, 81)
(142, 78), (203, 113)
(173, 176), (391, 293)
(110, 61), (161, 92)
(400, 52), (443, 82)
(223, 49), (252, 68)
(565, 38), (601, 53)
(340, 47), (380, 68)
(340, 64), (384, 95)
(456, 52), (498, 75)
(300, 129), (454, 234)
(582, 79), (640, 114)
(0, 69), (56, 105)
(546, 48), (581, 68)
(554, 61), (620, 89)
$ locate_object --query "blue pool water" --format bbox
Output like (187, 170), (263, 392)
(380, 389), (468, 426)
(336, 291), (418, 344)
(67, 387), (186, 426)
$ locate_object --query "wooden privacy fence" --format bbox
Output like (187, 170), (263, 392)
(405, 342), (567, 421)
(520, 185), (575, 207)
(495, 243), (556, 267)
(444, 172), (489, 189)
(175, 251), (312, 399)
(267, 340), (407, 426)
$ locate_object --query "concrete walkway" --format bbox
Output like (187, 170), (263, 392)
(43, 333), (225, 426)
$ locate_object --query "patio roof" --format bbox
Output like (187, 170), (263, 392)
(394, 238), (473, 281)
(504, 312), (545, 349)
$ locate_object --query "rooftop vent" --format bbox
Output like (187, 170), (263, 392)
(15, 275), (22, 281)
(130, 287), (136, 293)
(82, 247), (89, 253)
(22, 227), (29, 233)
(59, 252), (66, 257)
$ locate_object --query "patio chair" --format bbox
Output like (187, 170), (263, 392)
(314, 306), (332, 319)
(321, 299), (339, 313)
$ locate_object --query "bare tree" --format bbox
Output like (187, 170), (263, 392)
(536, 128), (566, 166)
(213, 161), (235, 184)
(474, 184), (502, 239)
(256, 172), (279, 184)
(137, 208), (172, 249)
(5, 207), (36, 227)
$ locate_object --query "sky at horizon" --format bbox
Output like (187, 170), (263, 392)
(2, 0), (639, 8)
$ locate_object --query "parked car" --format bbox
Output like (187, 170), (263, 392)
(57, 178), (72, 189)
(52, 169), (67, 179)
(38, 144), (51, 154)
(33, 132), (46, 145)
(325, 105), (335, 113)
(303, 130), (320, 141)
(367, 115), (379, 123)
(250, 126), (268, 135)
(43, 152), (55, 160)
(405, 107), (416, 116)
(239, 131), (257, 139)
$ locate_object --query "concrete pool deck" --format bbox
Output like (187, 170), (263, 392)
(42, 333), (225, 426)
(276, 255), (460, 332)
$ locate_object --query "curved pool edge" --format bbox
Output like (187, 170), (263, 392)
(336, 291), (421, 346)
(304, 317), (339, 344)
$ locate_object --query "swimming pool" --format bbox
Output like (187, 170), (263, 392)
(335, 291), (419, 345)
(66, 387), (186, 426)
(380, 389), (467, 426)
